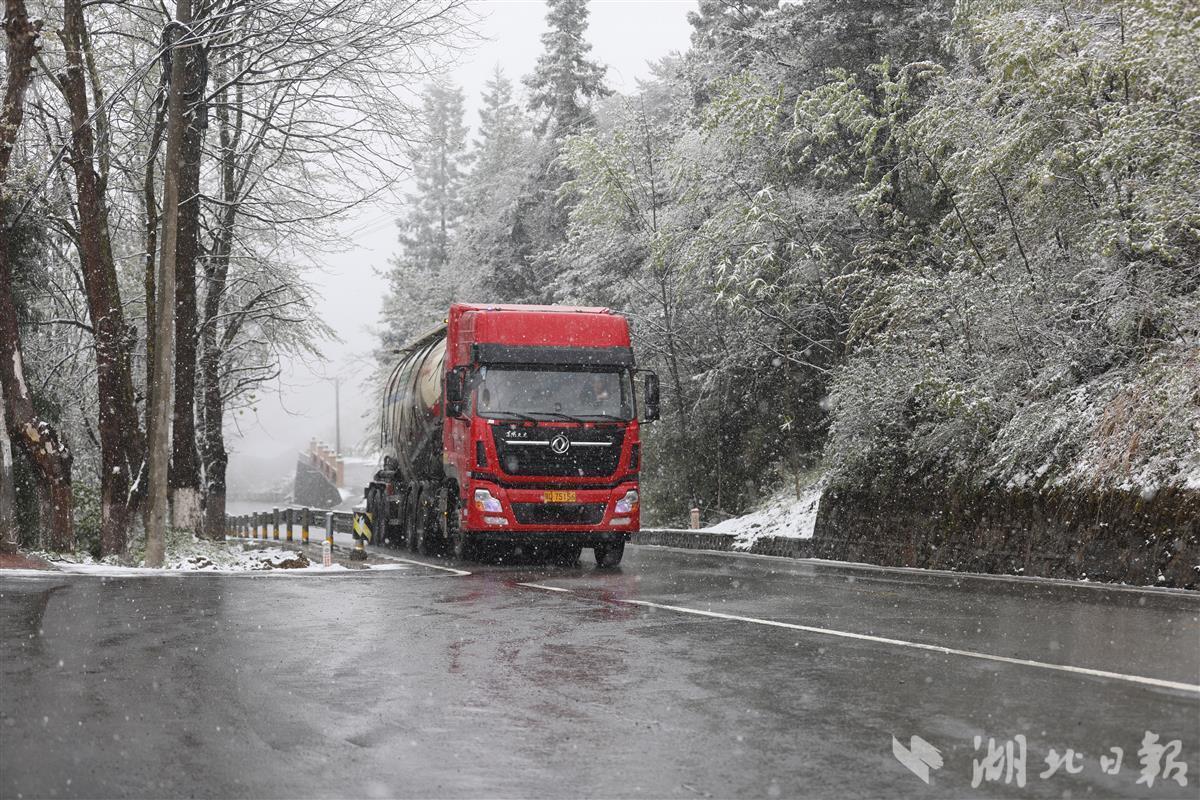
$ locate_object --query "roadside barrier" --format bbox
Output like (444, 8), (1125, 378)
(223, 508), (358, 562)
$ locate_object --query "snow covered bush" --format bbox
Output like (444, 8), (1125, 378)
(823, 0), (1199, 493)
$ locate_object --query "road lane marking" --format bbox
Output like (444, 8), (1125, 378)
(516, 585), (1200, 695)
(323, 531), (473, 576)
(365, 554), (471, 576)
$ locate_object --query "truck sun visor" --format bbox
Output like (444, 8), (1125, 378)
(472, 344), (635, 367)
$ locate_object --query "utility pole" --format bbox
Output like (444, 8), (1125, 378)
(334, 377), (341, 454)
(144, 0), (193, 566)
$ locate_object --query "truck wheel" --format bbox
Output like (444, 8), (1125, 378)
(442, 487), (476, 561)
(593, 541), (625, 568)
(414, 484), (434, 556)
(452, 530), (478, 561)
(396, 491), (410, 549)
(368, 488), (386, 545)
(404, 487), (419, 551)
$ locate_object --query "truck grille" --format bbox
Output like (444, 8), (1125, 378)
(492, 426), (625, 478)
(512, 503), (606, 526)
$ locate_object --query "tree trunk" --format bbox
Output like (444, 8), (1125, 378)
(1, 0), (45, 552)
(0, 245), (74, 552)
(1, 0), (40, 182)
(145, 1), (193, 566)
(58, 0), (144, 557)
(170, 34), (208, 534)
(0, 382), (14, 551)
(200, 74), (239, 542)
(143, 86), (168, 436)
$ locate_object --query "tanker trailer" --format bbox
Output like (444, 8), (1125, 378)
(364, 303), (660, 566)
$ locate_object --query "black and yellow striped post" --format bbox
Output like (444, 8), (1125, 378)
(349, 510), (369, 561)
(252, 513), (259, 539)
(301, 508), (310, 545)
(272, 507), (280, 540)
(284, 507), (294, 542)
(324, 511), (334, 547)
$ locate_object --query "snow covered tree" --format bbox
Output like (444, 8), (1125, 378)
(1, 0), (74, 551)
(474, 66), (525, 183)
(454, 67), (536, 303)
(379, 81), (471, 351)
(523, 0), (611, 139)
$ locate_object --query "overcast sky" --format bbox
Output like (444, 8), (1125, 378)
(226, 0), (698, 488)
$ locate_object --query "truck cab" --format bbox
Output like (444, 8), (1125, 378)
(370, 303), (658, 566)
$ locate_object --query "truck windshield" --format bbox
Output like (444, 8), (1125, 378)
(474, 368), (634, 421)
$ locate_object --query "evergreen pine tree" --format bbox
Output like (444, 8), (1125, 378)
(523, 0), (612, 138)
(379, 81), (470, 350)
(474, 65), (525, 180)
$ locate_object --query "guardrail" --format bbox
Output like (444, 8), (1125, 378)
(222, 514), (786, 561)
(224, 507), (357, 542)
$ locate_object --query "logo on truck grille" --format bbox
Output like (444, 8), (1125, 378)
(549, 434), (571, 454)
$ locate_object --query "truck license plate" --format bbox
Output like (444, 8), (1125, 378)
(543, 491), (577, 503)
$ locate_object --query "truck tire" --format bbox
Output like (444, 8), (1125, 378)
(395, 490), (409, 549)
(593, 541), (624, 568)
(404, 485), (420, 552)
(367, 488), (386, 545)
(414, 484), (435, 556)
(442, 486), (477, 561)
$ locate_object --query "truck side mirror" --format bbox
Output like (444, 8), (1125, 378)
(641, 371), (660, 423)
(445, 366), (468, 419)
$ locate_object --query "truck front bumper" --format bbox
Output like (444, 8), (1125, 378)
(463, 479), (639, 538)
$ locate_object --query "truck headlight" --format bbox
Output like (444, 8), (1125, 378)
(474, 489), (503, 513)
(614, 490), (639, 514)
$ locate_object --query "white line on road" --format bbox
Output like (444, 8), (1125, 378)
(376, 555), (471, 576)
(515, 582), (572, 592)
(517, 585), (1200, 695)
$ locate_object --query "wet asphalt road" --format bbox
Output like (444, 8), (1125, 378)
(2, 544), (1198, 799)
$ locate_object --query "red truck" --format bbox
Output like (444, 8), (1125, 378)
(365, 303), (659, 566)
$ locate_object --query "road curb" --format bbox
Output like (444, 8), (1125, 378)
(633, 529), (1200, 595)
(633, 529), (812, 558)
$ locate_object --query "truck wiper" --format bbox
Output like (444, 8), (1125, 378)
(486, 411), (540, 423)
(575, 413), (628, 422)
(530, 411), (587, 423)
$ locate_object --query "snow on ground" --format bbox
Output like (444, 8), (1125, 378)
(25, 537), (408, 576)
(704, 482), (824, 550)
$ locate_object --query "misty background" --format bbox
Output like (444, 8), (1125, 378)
(226, 0), (694, 495)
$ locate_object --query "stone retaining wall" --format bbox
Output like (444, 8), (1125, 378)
(637, 484), (1199, 589)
